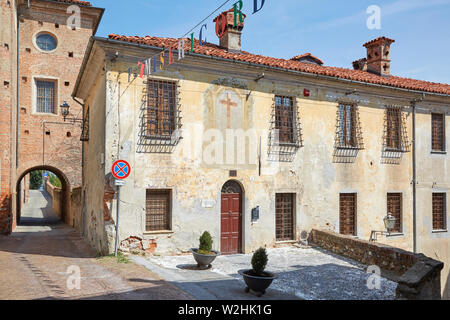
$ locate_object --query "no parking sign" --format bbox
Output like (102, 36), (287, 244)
(112, 160), (131, 180)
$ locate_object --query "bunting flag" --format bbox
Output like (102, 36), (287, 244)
(126, 0), (267, 82)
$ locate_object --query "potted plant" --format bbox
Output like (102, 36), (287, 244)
(190, 231), (220, 270)
(239, 247), (277, 297)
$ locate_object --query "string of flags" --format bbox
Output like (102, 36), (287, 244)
(126, 0), (267, 82)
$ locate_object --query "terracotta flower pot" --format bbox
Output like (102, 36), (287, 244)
(190, 248), (220, 270)
(238, 269), (277, 297)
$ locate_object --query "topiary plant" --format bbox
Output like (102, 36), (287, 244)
(198, 231), (213, 255)
(251, 247), (268, 276)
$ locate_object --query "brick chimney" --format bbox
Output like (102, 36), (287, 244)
(363, 36), (395, 76)
(213, 9), (247, 52)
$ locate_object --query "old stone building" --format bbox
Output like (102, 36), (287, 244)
(75, 11), (450, 297)
(0, 0), (103, 232)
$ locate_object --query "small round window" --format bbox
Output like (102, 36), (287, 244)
(35, 33), (57, 51)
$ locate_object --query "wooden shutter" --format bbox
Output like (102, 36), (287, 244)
(432, 113), (445, 151)
(147, 80), (176, 137)
(275, 96), (295, 144)
(146, 190), (171, 231)
(387, 193), (402, 233)
(432, 193), (447, 231)
(339, 104), (357, 147)
(340, 194), (357, 236)
(276, 193), (295, 241)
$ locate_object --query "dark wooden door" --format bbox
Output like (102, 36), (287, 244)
(339, 193), (357, 236)
(221, 193), (241, 255)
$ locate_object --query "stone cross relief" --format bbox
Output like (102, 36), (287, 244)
(220, 93), (238, 129)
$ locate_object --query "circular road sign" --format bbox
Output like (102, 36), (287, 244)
(112, 160), (131, 180)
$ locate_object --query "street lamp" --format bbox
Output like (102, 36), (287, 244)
(370, 213), (397, 242)
(60, 101), (82, 124)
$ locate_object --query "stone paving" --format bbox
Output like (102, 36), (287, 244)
(0, 190), (192, 300)
(144, 246), (397, 300)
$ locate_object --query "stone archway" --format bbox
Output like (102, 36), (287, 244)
(15, 166), (71, 230)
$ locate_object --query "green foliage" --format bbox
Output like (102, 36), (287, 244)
(49, 174), (62, 188)
(199, 231), (213, 254)
(29, 170), (43, 190)
(251, 247), (268, 276)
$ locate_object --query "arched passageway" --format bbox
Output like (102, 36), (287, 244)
(15, 166), (71, 228)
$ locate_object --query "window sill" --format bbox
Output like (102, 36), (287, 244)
(336, 146), (359, 150)
(144, 230), (174, 235)
(431, 151), (447, 155)
(275, 240), (297, 244)
(432, 229), (448, 234)
(386, 233), (404, 238)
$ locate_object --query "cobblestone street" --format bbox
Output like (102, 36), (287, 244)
(0, 190), (193, 300)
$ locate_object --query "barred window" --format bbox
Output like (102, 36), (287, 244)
(432, 193), (447, 231)
(386, 107), (402, 150)
(276, 193), (295, 241)
(338, 104), (357, 148)
(432, 113), (445, 152)
(147, 80), (176, 138)
(340, 193), (357, 236)
(387, 193), (402, 233)
(146, 190), (171, 232)
(275, 96), (295, 144)
(36, 80), (56, 113)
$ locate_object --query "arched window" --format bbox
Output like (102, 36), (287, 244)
(221, 181), (242, 194)
(36, 33), (57, 51)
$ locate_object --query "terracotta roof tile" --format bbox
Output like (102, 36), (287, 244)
(53, 0), (92, 6)
(291, 53), (324, 65)
(108, 34), (450, 96)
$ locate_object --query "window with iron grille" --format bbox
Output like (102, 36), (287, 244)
(387, 193), (402, 233)
(275, 193), (295, 241)
(146, 80), (177, 138)
(337, 104), (359, 148)
(432, 113), (445, 152)
(146, 190), (171, 232)
(36, 80), (56, 113)
(275, 96), (295, 144)
(432, 193), (447, 231)
(340, 193), (357, 236)
(386, 107), (402, 150)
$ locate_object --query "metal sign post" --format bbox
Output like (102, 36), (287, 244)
(111, 160), (131, 257)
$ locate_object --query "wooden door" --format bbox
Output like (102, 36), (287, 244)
(221, 193), (241, 255)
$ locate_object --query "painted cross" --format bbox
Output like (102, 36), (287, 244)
(220, 93), (238, 129)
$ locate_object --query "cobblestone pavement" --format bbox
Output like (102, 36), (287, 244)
(0, 190), (193, 300)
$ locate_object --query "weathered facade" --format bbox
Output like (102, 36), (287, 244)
(74, 11), (450, 298)
(0, 0), (103, 232)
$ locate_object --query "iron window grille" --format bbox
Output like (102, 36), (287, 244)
(339, 193), (357, 236)
(432, 193), (447, 231)
(36, 80), (56, 114)
(146, 189), (171, 232)
(268, 95), (303, 161)
(432, 113), (445, 152)
(80, 105), (90, 142)
(383, 106), (410, 152)
(387, 193), (403, 233)
(275, 193), (295, 241)
(335, 104), (364, 149)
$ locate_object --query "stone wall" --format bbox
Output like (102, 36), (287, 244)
(310, 229), (444, 300)
(45, 181), (62, 219)
(70, 186), (82, 232)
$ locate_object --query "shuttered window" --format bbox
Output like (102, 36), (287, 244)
(432, 193), (447, 231)
(386, 107), (402, 150)
(36, 80), (56, 113)
(338, 104), (357, 147)
(146, 190), (171, 232)
(432, 113), (445, 152)
(275, 96), (295, 144)
(387, 193), (402, 233)
(340, 193), (357, 236)
(146, 80), (176, 137)
(276, 193), (295, 241)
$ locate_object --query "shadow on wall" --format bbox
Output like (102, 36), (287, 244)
(0, 195), (11, 233)
(444, 270), (449, 300)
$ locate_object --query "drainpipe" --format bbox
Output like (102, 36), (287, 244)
(72, 96), (85, 236)
(411, 92), (425, 254)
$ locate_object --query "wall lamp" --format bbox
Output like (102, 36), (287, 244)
(60, 101), (83, 124)
(369, 213), (397, 242)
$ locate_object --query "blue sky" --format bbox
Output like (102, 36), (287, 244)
(93, 0), (450, 84)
